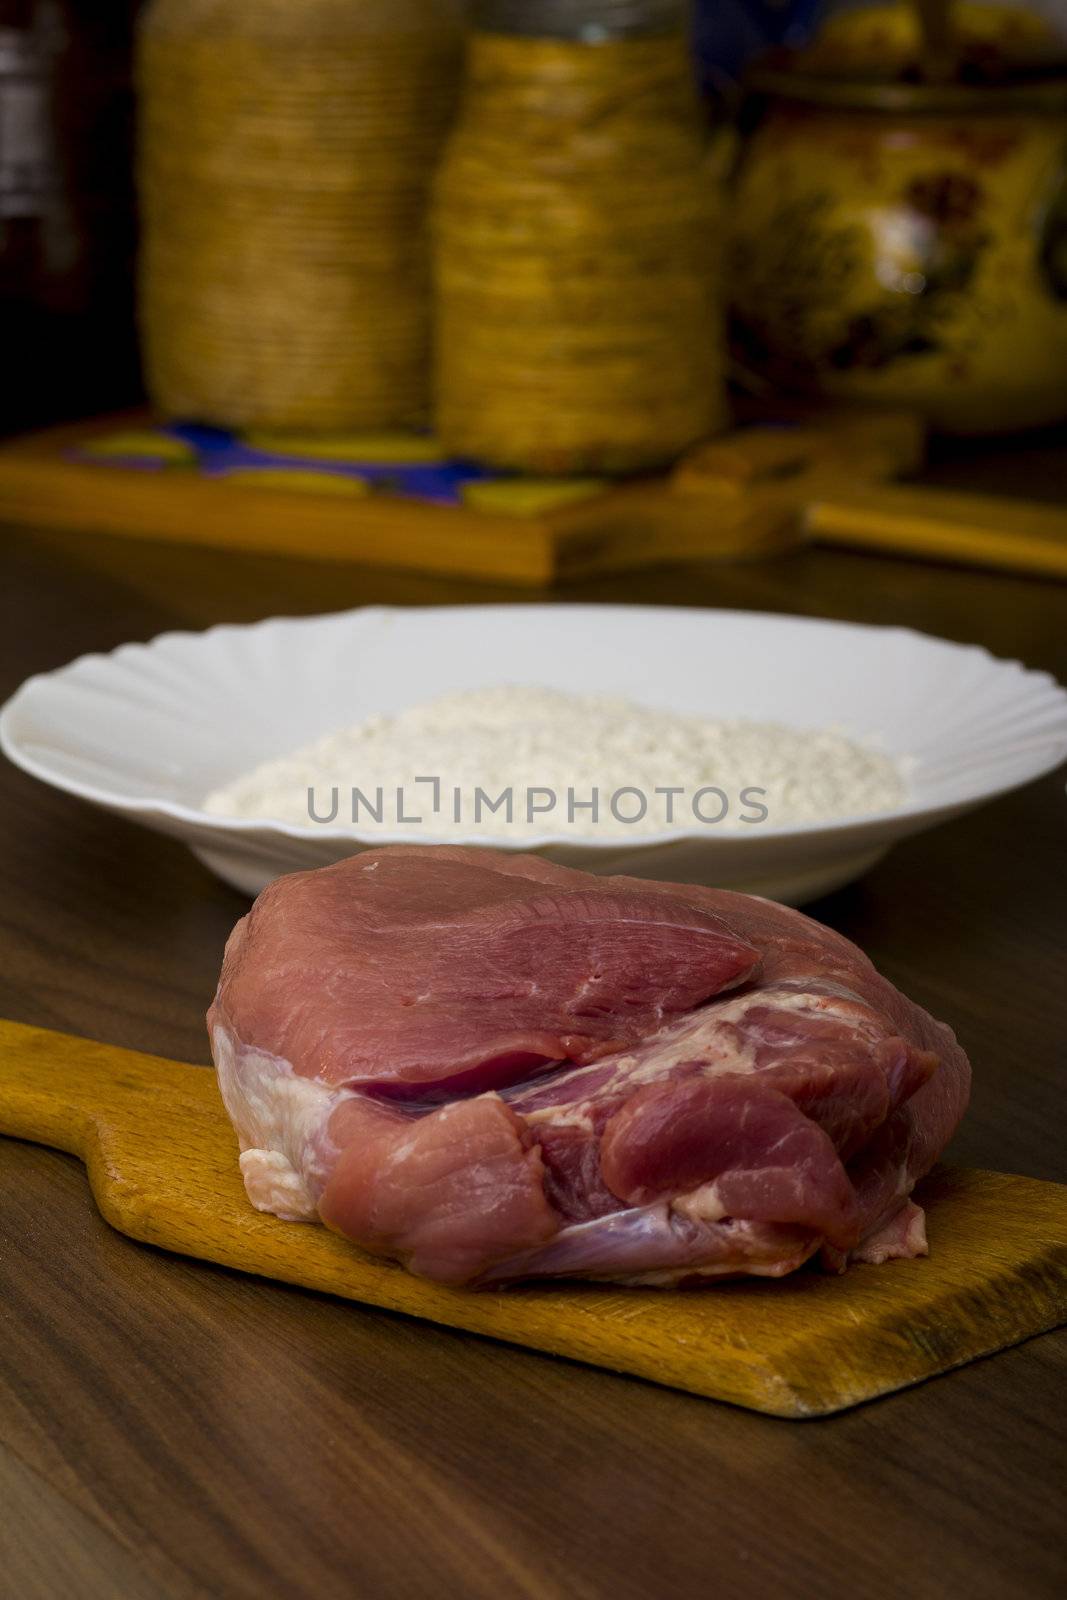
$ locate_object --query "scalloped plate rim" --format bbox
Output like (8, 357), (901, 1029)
(2, 604), (1065, 865)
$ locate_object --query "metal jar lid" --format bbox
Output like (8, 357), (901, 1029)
(472, 2), (687, 41)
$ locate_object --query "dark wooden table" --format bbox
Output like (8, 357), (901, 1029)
(2, 480), (1066, 1598)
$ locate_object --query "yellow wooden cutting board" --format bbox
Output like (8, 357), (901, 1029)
(1, 1018), (1064, 1418)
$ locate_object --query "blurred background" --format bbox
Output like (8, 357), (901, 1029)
(3, 0), (1067, 564)
(0, 0), (140, 435)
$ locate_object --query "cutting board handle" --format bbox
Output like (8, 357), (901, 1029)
(0, 1017), (209, 1159)
(1, 1019), (121, 1155)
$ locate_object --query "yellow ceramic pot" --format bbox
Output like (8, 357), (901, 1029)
(729, 73), (1067, 433)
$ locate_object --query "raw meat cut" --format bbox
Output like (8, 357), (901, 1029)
(211, 848), (760, 1097)
(208, 846), (970, 1288)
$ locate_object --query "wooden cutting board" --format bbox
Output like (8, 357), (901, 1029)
(2, 1017), (1065, 1418)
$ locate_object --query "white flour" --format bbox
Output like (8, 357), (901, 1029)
(204, 685), (907, 837)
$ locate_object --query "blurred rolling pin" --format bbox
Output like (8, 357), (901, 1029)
(671, 412), (1067, 580)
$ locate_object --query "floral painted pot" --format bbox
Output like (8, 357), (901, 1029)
(729, 73), (1067, 433)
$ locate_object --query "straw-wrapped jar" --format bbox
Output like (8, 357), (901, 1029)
(137, 0), (464, 432)
(433, 0), (727, 474)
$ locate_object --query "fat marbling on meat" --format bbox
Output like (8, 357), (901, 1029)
(208, 847), (970, 1287)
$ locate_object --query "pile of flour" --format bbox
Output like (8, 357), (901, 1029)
(204, 685), (906, 837)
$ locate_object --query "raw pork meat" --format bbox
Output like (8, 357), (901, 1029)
(208, 847), (970, 1288)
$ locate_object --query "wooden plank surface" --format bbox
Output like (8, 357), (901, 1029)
(0, 1442), (198, 1600)
(1, 471), (1066, 1596)
(2, 1018), (1063, 1419)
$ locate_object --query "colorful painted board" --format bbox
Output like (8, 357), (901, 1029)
(5, 413), (1067, 583)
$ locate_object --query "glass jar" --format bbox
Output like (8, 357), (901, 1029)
(1, 0), (139, 433)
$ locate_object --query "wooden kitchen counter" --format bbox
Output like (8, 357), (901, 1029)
(1, 499), (1065, 1599)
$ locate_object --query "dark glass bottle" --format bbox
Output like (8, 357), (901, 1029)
(0, 0), (140, 436)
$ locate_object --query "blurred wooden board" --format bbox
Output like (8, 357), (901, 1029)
(805, 482), (1067, 579)
(0, 415), (716, 586)
(5, 414), (1067, 584)
(1, 1017), (1065, 1418)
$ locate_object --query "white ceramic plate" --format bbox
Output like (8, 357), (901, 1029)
(3, 604), (1066, 903)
